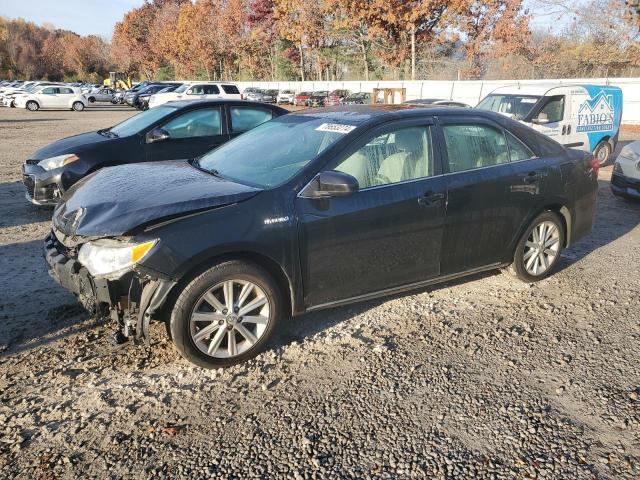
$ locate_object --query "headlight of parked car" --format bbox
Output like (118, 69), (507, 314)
(618, 148), (640, 163)
(78, 239), (157, 278)
(37, 154), (79, 171)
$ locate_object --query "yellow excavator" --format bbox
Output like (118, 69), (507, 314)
(103, 72), (132, 90)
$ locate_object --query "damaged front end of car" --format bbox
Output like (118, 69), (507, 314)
(44, 223), (175, 346)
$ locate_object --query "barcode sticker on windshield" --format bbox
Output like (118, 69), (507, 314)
(315, 123), (356, 134)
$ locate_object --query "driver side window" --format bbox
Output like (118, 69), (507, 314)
(334, 126), (432, 189)
(537, 96), (564, 123)
(160, 108), (221, 139)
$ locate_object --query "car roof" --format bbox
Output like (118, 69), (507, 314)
(289, 104), (503, 125)
(162, 99), (288, 110)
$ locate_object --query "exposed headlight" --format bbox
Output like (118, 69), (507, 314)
(37, 154), (79, 171)
(78, 239), (157, 278)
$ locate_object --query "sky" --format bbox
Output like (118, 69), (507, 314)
(0, 0), (587, 40)
(0, 0), (145, 39)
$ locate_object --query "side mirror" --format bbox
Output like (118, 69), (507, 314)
(532, 112), (549, 125)
(146, 127), (170, 144)
(303, 171), (359, 198)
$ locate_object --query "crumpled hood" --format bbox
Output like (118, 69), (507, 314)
(54, 161), (262, 237)
(31, 131), (111, 160)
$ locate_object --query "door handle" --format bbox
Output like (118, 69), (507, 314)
(522, 171), (543, 184)
(566, 125), (572, 135)
(561, 125), (567, 135)
(418, 191), (445, 206)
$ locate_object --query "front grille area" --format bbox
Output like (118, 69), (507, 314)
(612, 173), (640, 190)
(23, 174), (35, 197)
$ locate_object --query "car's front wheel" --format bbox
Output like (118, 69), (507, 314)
(170, 260), (282, 368)
(26, 101), (39, 111)
(72, 101), (85, 112)
(510, 211), (565, 283)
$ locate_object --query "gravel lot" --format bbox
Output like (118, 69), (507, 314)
(0, 105), (639, 479)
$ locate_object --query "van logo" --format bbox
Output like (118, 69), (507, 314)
(264, 216), (290, 225)
(577, 91), (614, 133)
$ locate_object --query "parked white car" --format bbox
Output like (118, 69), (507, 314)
(2, 82), (65, 107)
(148, 82), (241, 108)
(14, 85), (88, 111)
(611, 141), (640, 201)
(277, 89), (296, 104)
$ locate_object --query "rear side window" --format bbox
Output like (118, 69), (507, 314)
(161, 108), (222, 138)
(230, 107), (273, 133)
(443, 124), (510, 172)
(60, 88), (74, 94)
(506, 132), (535, 161)
(222, 85), (240, 94)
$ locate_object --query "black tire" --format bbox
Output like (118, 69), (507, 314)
(594, 140), (612, 167)
(509, 211), (565, 283)
(170, 260), (282, 368)
(72, 101), (84, 112)
(26, 101), (39, 111)
(88, 97), (95, 103)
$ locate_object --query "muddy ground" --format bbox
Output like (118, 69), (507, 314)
(0, 105), (639, 479)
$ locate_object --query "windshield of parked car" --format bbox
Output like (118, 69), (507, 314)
(476, 94), (541, 120)
(109, 106), (176, 137)
(173, 83), (191, 93)
(314, 91), (328, 96)
(198, 115), (354, 188)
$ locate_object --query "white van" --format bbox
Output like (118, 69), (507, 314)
(477, 84), (623, 165)
(148, 81), (242, 108)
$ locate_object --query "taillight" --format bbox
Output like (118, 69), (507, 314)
(590, 156), (600, 175)
(240, 94), (244, 100)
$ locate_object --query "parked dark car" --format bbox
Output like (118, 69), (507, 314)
(137, 85), (179, 110)
(324, 89), (351, 106)
(342, 92), (372, 105)
(405, 98), (471, 108)
(44, 105), (598, 368)
(125, 83), (181, 109)
(22, 100), (287, 205)
(307, 91), (329, 107)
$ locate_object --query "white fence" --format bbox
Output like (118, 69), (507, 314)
(237, 78), (640, 124)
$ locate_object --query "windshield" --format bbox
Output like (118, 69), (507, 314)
(314, 91), (328, 96)
(109, 106), (176, 137)
(174, 83), (190, 93)
(198, 115), (353, 188)
(477, 94), (541, 120)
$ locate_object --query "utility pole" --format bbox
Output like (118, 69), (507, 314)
(410, 24), (416, 81)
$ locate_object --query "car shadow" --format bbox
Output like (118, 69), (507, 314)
(0, 238), (95, 355)
(555, 176), (640, 273)
(0, 119), (65, 123)
(0, 181), (52, 228)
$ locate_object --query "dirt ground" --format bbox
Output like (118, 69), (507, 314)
(0, 105), (639, 479)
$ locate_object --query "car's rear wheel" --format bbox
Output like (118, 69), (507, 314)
(510, 211), (565, 283)
(72, 101), (85, 112)
(26, 101), (39, 111)
(594, 140), (612, 166)
(170, 260), (282, 368)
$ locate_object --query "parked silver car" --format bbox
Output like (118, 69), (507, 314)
(86, 88), (116, 103)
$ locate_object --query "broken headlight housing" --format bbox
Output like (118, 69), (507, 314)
(78, 239), (157, 279)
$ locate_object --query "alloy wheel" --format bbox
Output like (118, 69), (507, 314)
(189, 279), (270, 359)
(523, 221), (561, 276)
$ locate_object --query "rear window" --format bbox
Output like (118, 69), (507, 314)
(222, 85), (240, 94)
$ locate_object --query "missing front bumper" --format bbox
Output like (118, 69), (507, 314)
(43, 232), (175, 344)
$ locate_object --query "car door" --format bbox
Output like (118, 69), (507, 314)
(438, 117), (551, 275)
(39, 87), (58, 108)
(228, 105), (275, 140)
(145, 106), (229, 162)
(296, 119), (447, 308)
(529, 95), (569, 146)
